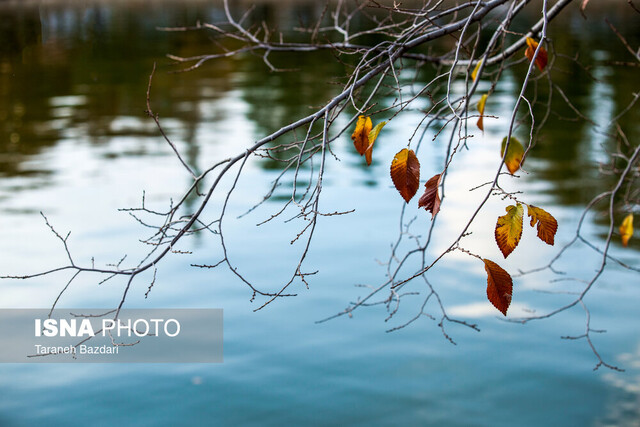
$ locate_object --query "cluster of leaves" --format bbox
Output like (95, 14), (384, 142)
(350, 35), (635, 317)
(495, 204), (557, 258)
(352, 119), (543, 315)
(349, 39), (561, 316)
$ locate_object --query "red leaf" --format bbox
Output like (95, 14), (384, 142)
(418, 174), (442, 219)
(483, 259), (513, 316)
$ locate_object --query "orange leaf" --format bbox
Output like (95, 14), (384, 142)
(619, 214), (634, 247)
(351, 115), (372, 156)
(483, 259), (513, 316)
(495, 203), (524, 258)
(471, 57), (484, 81)
(524, 37), (548, 71)
(527, 205), (558, 246)
(500, 136), (525, 175)
(365, 121), (386, 166)
(390, 148), (420, 203)
(418, 173), (442, 219)
(477, 94), (488, 132)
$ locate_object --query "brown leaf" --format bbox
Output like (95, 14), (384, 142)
(390, 148), (420, 203)
(495, 203), (524, 258)
(500, 136), (525, 175)
(418, 174), (442, 219)
(351, 115), (372, 156)
(483, 259), (513, 316)
(527, 205), (558, 246)
(524, 37), (548, 71)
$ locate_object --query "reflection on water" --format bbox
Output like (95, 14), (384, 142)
(0, 1), (639, 426)
(2, 2), (638, 205)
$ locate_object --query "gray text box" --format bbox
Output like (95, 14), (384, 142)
(0, 309), (223, 363)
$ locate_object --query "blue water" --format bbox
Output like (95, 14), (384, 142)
(1, 2), (639, 426)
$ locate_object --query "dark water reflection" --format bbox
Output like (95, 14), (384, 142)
(2, 2), (638, 203)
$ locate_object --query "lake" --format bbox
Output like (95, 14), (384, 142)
(0, 1), (639, 426)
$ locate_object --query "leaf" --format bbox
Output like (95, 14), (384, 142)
(477, 94), (488, 132)
(365, 121), (386, 166)
(390, 148), (420, 203)
(524, 37), (548, 71)
(471, 57), (484, 81)
(418, 174), (442, 219)
(527, 205), (558, 246)
(495, 203), (524, 258)
(500, 136), (525, 175)
(483, 259), (513, 316)
(351, 115), (372, 156)
(619, 213), (634, 247)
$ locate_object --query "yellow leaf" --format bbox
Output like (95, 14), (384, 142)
(477, 94), (488, 132)
(524, 37), (548, 71)
(351, 115), (372, 156)
(495, 203), (524, 258)
(525, 37), (538, 50)
(527, 205), (558, 246)
(483, 259), (513, 316)
(390, 148), (420, 203)
(500, 136), (525, 175)
(620, 214), (634, 247)
(365, 121), (386, 166)
(471, 57), (484, 81)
